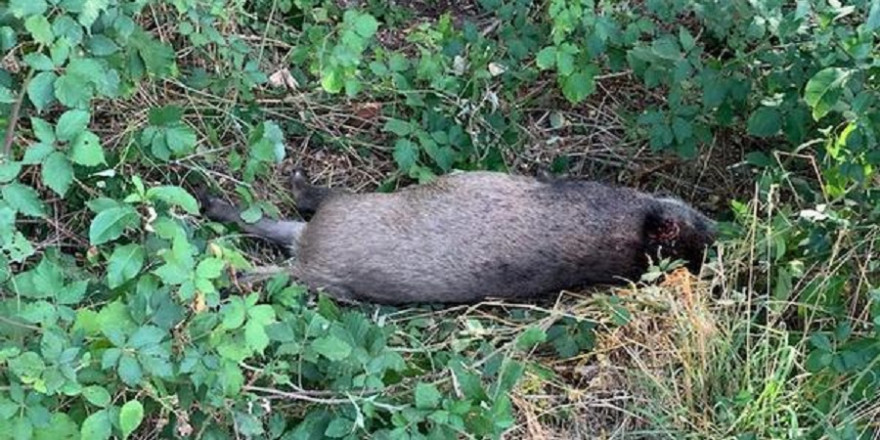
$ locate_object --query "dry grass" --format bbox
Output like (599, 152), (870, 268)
(486, 267), (721, 439)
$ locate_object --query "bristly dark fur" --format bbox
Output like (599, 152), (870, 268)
(200, 170), (717, 305)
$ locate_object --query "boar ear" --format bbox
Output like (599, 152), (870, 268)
(643, 208), (681, 244)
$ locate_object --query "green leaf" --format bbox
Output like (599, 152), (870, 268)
(30, 257), (64, 294)
(516, 326), (547, 350)
(393, 139), (418, 171)
(805, 349), (832, 372)
(19, 301), (56, 324)
(42, 151), (74, 196)
(25, 15), (54, 45)
(96, 70), (119, 99)
(97, 300), (136, 345)
(221, 297), (246, 330)
(219, 362), (244, 396)
(40, 329), (65, 359)
(86, 197), (122, 213)
(72, 310), (99, 338)
(0, 86), (14, 104)
(747, 107), (782, 137)
(555, 43), (577, 76)
(678, 26), (696, 51)
(350, 12), (379, 38)
(247, 304), (275, 325)
(89, 206), (139, 245)
(672, 117), (693, 142)
(146, 186), (199, 214)
(33, 413), (79, 440)
(27, 71), (57, 112)
(52, 16), (83, 44)
(11, 418), (34, 439)
(31, 117), (55, 143)
(535, 46), (557, 70)
(58, 280), (87, 304)
(324, 418), (353, 438)
(70, 131), (106, 166)
(239, 205), (262, 224)
(153, 231), (196, 286)
(164, 126), (196, 155)
(0, 161), (22, 183)
(745, 151), (773, 168)
(80, 410), (112, 440)
(101, 347), (121, 369)
(0, 396), (16, 418)
(129, 29), (178, 78)
(148, 105), (183, 125)
(106, 243), (145, 288)
(79, 0), (110, 28)
(8, 351), (45, 381)
(0, 27), (14, 52)
(67, 57), (104, 79)
(128, 325), (165, 349)
(867, 0), (880, 31)
(196, 257), (224, 279)
(233, 412), (265, 437)
(248, 121), (285, 163)
(560, 69), (596, 104)
(384, 118), (414, 136)
(23, 143), (55, 164)
(117, 354), (143, 386)
(55, 109), (91, 142)
(50, 38), (71, 65)
(82, 385), (112, 408)
(311, 335), (352, 361)
(87, 35), (120, 56)
(320, 68), (343, 94)
(346, 79), (365, 98)
(24, 53), (54, 71)
(810, 334), (833, 352)
(2, 183), (46, 217)
(119, 400), (144, 439)
(651, 37), (680, 60)
(54, 74), (93, 109)
(415, 382), (442, 409)
(245, 320), (270, 354)
(804, 67), (851, 120)
(10, 0), (48, 17)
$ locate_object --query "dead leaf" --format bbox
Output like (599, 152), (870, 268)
(1, 54), (20, 74)
(453, 55), (467, 76)
(488, 62), (506, 76)
(268, 68), (298, 91)
(193, 291), (207, 313)
(352, 102), (382, 121)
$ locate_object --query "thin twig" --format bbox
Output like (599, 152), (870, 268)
(0, 314), (42, 332)
(242, 385), (404, 411)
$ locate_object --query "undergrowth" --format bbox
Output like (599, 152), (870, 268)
(1, 0), (879, 438)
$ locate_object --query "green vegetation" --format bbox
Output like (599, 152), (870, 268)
(1, 0), (878, 438)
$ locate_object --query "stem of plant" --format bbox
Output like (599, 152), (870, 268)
(3, 69), (35, 158)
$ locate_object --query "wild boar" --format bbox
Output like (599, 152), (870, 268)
(199, 170), (716, 304)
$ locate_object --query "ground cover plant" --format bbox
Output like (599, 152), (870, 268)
(1, 0), (879, 438)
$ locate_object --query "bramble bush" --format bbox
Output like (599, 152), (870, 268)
(0, 0), (878, 438)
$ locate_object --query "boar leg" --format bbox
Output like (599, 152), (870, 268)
(198, 193), (305, 252)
